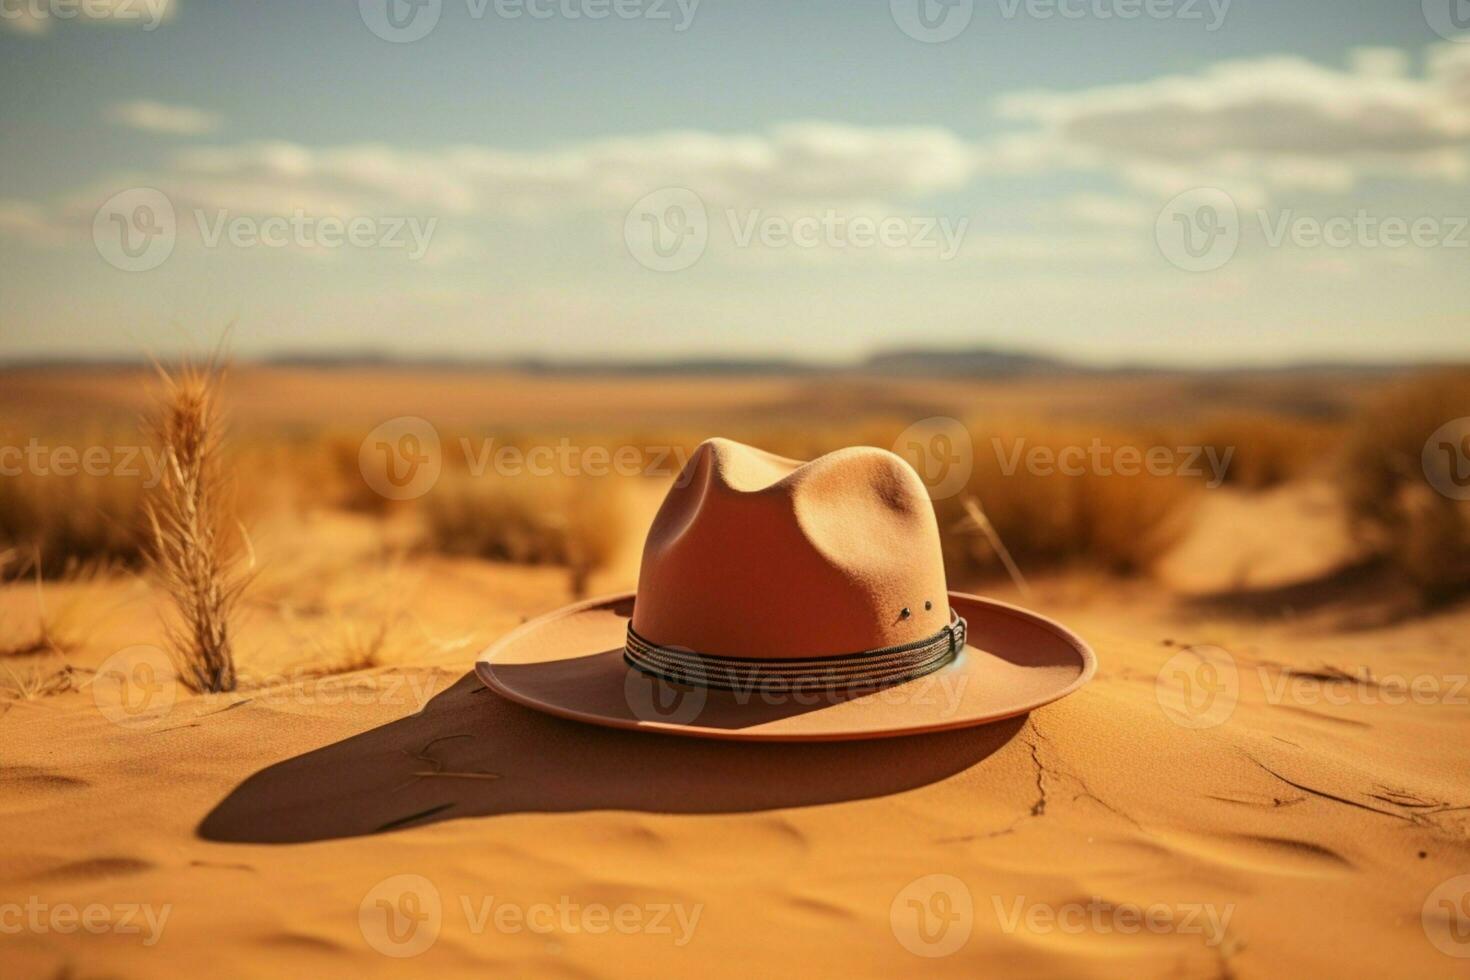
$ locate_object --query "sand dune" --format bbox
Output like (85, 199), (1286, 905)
(3, 540), (1468, 978)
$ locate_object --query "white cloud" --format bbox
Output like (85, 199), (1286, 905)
(7, 43), (1470, 277)
(0, 0), (176, 34)
(1058, 193), (1154, 228)
(107, 100), (220, 135)
(994, 44), (1470, 197)
(0, 199), (68, 245)
(167, 123), (982, 217)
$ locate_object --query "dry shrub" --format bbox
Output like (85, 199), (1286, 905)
(422, 470), (625, 595)
(0, 655), (79, 704)
(0, 550), (130, 657)
(1188, 413), (1343, 490)
(323, 430), (402, 514)
(0, 429), (149, 577)
(933, 420), (1203, 578)
(564, 419), (1203, 580)
(145, 358), (247, 693)
(1341, 369), (1470, 602)
(229, 437), (346, 519)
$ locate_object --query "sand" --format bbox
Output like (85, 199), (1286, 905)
(3, 497), (1469, 979)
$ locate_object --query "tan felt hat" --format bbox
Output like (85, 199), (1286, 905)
(476, 438), (1095, 741)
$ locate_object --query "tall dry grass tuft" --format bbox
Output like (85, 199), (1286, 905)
(144, 357), (246, 693)
(1341, 369), (1470, 603)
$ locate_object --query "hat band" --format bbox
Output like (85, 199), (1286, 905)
(624, 612), (967, 692)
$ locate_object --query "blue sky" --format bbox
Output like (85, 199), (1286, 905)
(2, 0), (1467, 364)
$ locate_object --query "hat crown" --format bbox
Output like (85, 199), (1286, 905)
(631, 438), (950, 659)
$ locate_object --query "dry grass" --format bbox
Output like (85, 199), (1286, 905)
(7, 364), (1463, 629)
(0, 429), (149, 578)
(276, 562), (418, 674)
(1341, 369), (1470, 602)
(0, 550), (132, 657)
(886, 420), (1198, 578)
(1189, 413), (1343, 490)
(0, 655), (79, 705)
(422, 470), (626, 597)
(144, 357), (247, 693)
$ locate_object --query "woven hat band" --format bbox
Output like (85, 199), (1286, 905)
(624, 612), (967, 692)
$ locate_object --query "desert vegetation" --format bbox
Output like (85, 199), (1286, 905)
(0, 362), (1465, 684)
(144, 358), (247, 693)
(1342, 369), (1470, 603)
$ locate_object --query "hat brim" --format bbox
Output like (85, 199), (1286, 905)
(475, 591), (1095, 741)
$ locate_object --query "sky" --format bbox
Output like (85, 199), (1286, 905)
(1, 0), (1468, 366)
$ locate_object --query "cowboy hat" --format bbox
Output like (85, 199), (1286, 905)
(476, 438), (1095, 741)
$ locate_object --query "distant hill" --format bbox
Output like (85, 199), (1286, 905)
(0, 347), (1453, 379)
(859, 347), (1078, 377)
